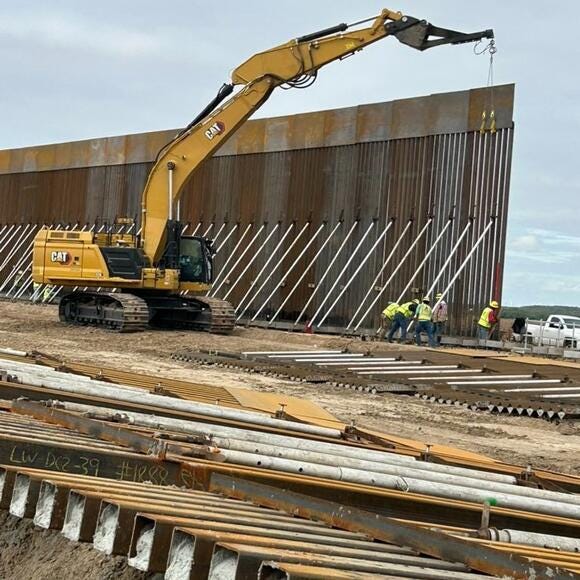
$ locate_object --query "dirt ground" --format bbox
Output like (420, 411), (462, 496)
(1, 300), (579, 476)
(0, 512), (153, 580)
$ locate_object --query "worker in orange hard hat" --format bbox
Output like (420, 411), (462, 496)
(478, 300), (500, 341)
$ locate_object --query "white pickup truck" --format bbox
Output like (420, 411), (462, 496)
(517, 314), (580, 349)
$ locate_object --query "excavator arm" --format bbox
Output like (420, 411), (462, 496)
(140, 9), (493, 263)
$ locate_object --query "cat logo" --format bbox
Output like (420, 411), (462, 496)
(204, 121), (226, 140)
(50, 251), (71, 264)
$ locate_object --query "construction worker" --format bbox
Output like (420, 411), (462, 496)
(377, 301), (399, 340)
(11, 268), (25, 294)
(42, 284), (54, 304)
(32, 282), (41, 303)
(478, 300), (500, 340)
(387, 299), (419, 343)
(432, 292), (448, 346)
(415, 296), (436, 347)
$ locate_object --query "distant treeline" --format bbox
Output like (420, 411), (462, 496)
(502, 305), (580, 319)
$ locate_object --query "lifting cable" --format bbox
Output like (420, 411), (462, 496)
(474, 38), (497, 134)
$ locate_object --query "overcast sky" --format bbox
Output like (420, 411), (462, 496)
(1, 1), (579, 306)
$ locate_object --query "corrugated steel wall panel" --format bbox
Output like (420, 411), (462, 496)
(0, 87), (514, 336)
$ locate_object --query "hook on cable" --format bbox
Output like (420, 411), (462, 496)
(476, 39), (498, 134)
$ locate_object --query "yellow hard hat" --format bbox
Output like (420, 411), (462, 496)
(412, 298), (420, 304)
(422, 296), (431, 302)
(490, 300), (499, 308)
(435, 292), (443, 299)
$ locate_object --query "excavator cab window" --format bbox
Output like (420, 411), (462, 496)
(179, 236), (213, 283)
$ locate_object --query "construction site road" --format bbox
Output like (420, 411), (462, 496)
(1, 300), (579, 475)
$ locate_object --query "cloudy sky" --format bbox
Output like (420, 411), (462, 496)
(1, 1), (579, 306)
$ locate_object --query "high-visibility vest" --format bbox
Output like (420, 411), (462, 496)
(43, 285), (53, 301)
(478, 307), (493, 329)
(382, 303), (399, 320)
(417, 303), (433, 321)
(397, 301), (415, 318)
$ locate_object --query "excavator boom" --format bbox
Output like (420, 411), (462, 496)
(32, 9), (493, 334)
(141, 9), (493, 263)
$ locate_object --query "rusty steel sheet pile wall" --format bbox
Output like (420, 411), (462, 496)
(0, 85), (515, 335)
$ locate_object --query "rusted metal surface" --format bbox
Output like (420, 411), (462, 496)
(1, 466), (494, 578)
(0, 348), (337, 421)
(257, 562), (398, 579)
(0, 86), (514, 174)
(6, 397), (580, 539)
(0, 85), (514, 335)
(11, 398), (211, 460)
(0, 349), (578, 577)
(172, 347), (580, 422)
(208, 541), (485, 579)
(209, 473), (580, 579)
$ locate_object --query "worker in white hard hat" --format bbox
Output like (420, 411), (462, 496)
(478, 300), (500, 341)
(414, 296), (436, 347)
(432, 291), (448, 346)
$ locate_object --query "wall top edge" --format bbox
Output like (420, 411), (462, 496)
(0, 84), (514, 175)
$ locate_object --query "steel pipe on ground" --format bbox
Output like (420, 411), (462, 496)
(268, 353), (365, 359)
(286, 358), (370, 363)
(207, 448), (580, 510)
(0, 360), (340, 439)
(415, 375), (534, 382)
(318, 359), (399, 366)
(56, 402), (518, 485)
(243, 350), (343, 356)
(484, 528), (580, 552)
(504, 386), (580, 393)
(448, 379), (563, 386)
(356, 366), (465, 374)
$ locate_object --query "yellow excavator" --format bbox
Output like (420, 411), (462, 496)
(32, 9), (492, 333)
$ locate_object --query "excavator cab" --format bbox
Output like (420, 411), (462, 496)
(179, 236), (213, 283)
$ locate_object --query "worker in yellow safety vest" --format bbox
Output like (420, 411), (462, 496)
(377, 301), (399, 339)
(478, 300), (500, 341)
(387, 299), (419, 343)
(414, 296), (436, 347)
(42, 284), (54, 304)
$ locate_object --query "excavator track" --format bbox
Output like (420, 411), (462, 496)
(188, 296), (236, 334)
(59, 291), (150, 333)
(58, 291), (235, 334)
